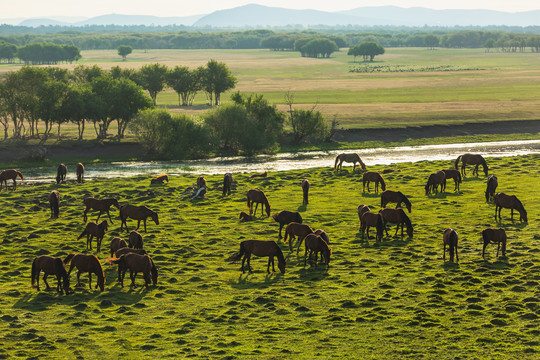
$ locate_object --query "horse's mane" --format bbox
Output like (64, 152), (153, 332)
(513, 196), (526, 213)
(274, 242), (285, 263)
(16, 171), (24, 180)
(64, 253), (75, 264)
(401, 210), (412, 229)
(92, 255), (105, 282)
(399, 192), (412, 208)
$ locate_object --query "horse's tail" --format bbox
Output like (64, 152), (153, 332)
(283, 226), (290, 244)
(64, 253), (75, 264)
(31, 258), (38, 287)
(106, 255), (124, 265)
(454, 155), (462, 170)
(16, 171), (24, 181)
(456, 171), (462, 183)
(334, 155), (340, 170)
(77, 228), (87, 240)
(228, 242), (245, 263)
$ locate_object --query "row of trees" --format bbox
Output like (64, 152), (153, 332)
(0, 41), (81, 64)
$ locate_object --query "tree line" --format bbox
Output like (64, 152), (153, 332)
(0, 41), (81, 64)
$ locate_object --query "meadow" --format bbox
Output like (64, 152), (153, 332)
(0, 154), (539, 359)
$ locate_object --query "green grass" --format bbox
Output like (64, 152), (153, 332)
(0, 154), (539, 358)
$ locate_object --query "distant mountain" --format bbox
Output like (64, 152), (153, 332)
(19, 18), (70, 27)
(74, 14), (203, 26)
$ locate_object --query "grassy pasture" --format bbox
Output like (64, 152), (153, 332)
(0, 154), (539, 358)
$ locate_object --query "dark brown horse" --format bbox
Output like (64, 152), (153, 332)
(223, 173), (233, 196)
(31, 255), (70, 294)
(0, 169), (24, 191)
(129, 230), (144, 249)
(119, 204), (159, 232)
(442, 228), (459, 263)
(64, 253), (105, 291)
(115, 247), (148, 258)
(246, 189), (271, 216)
(485, 175), (498, 202)
(271, 210), (303, 238)
(56, 164), (67, 184)
(283, 222), (314, 252)
(107, 253), (157, 288)
(360, 211), (385, 241)
(379, 208), (414, 239)
(381, 190), (412, 213)
(482, 228), (507, 258)
(357, 204), (370, 230)
(76, 163), (84, 183)
(314, 229), (330, 244)
(250, 171), (267, 179)
(363, 171), (386, 193)
(239, 211), (254, 222)
(48, 190), (60, 218)
(303, 234), (331, 267)
(494, 193), (527, 222)
(442, 169), (462, 192)
(83, 197), (120, 223)
(302, 179), (310, 204)
(110, 237), (128, 257)
(229, 240), (286, 274)
(77, 220), (109, 252)
(334, 153), (366, 172)
(455, 154), (488, 177)
(196, 176), (206, 188)
(151, 174), (168, 184)
(425, 171), (446, 195)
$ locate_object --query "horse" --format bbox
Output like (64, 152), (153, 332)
(77, 220), (109, 252)
(115, 247), (148, 258)
(110, 237), (128, 257)
(334, 153), (366, 172)
(314, 229), (330, 244)
(357, 204), (371, 230)
(151, 174), (168, 184)
(64, 253), (105, 291)
(425, 171), (446, 195)
(271, 210), (303, 239)
(482, 228), (507, 258)
(48, 190), (60, 218)
(83, 197), (120, 224)
(239, 211), (254, 222)
(485, 175), (498, 202)
(129, 230), (144, 249)
(119, 204), (159, 232)
(56, 164), (67, 184)
(302, 179), (310, 204)
(454, 154), (488, 177)
(196, 176), (206, 188)
(303, 234), (331, 268)
(31, 255), (70, 294)
(381, 190), (412, 213)
(283, 222), (314, 253)
(223, 173), (233, 196)
(442, 169), (462, 192)
(0, 169), (24, 191)
(379, 208), (414, 239)
(442, 228), (459, 263)
(250, 171), (267, 179)
(360, 211), (385, 241)
(228, 240), (286, 274)
(246, 189), (270, 217)
(362, 171), (386, 193)
(107, 253), (157, 288)
(76, 163), (85, 183)
(494, 193), (527, 222)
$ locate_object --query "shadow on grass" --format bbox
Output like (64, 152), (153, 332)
(227, 272), (284, 289)
(361, 192), (381, 199)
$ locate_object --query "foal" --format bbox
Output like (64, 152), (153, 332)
(77, 220), (109, 252)
(482, 228), (507, 258)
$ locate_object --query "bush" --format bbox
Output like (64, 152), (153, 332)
(290, 109), (328, 144)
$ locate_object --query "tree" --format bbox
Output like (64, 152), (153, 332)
(166, 66), (201, 106)
(484, 39), (496, 53)
(201, 60), (237, 106)
(300, 38), (338, 58)
(424, 35), (439, 50)
(348, 42), (385, 62)
(136, 63), (168, 106)
(0, 41), (17, 63)
(117, 45), (132, 61)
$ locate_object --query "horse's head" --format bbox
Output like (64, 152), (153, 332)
(62, 273), (71, 294)
(278, 260), (286, 274)
(520, 209), (528, 223)
(151, 265), (158, 285)
(407, 226), (414, 239)
(112, 199), (120, 209)
(483, 164), (489, 176)
(424, 183), (430, 195)
(101, 220), (109, 231)
(323, 247), (331, 265)
(265, 205), (271, 217)
(152, 212), (159, 225)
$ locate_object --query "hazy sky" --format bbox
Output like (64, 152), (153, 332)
(3, 0), (540, 18)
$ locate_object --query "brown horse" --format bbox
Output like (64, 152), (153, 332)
(485, 175), (498, 202)
(110, 237), (128, 257)
(360, 211), (385, 241)
(0, 169), (24, 191)
(334, 153), (366, 172)
(314, 229), (330, 244)
(196, 176), (206, 188)
(129, 230), (144, 249)
(229, 240), (286, 274)
(77, 220), (109, 252)
(115, 247), (148, 258)
(31, 255), (70, 294)
(455, 154), (488, 177)
(381, 190), (412, 213)
(494, 193), (527, 222)
(482, 228), (507, 258)
(250, 171), (267, 179)
(442, 228), (459, 263)
(283, 222), (314, 253)
(64, 253), (105, 291)
(119, 204), (159, 232)
(425, 171), (446, 195)
(246, 189), (271, 216)
(83, 197), (120, 223)
(151, 174), (168, 184)
(303, 234), (331, 267)
(48, 190), (60, 218)
(379, 208), (414, 239)
(223, 173), (233, 196)
(363, 171), (386, 193)
(271, 210), (303, 238)
(239, 211), (254, 222)
(302, 179), (310, 204)
(442, 169), (462, 192)
(56, 164), (67, 184)
(76, 163), (85, 183)
(357, 204), (371, 230)
(107, 253), (157, 288)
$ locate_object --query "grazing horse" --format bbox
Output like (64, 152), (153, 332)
(128, 230), (144, 249)
(482, 228), (507, 258)
(357, 204), (371, 230)
(485, 175), (498, 202)
(494, 193), (527, 222)
(151, 174), (168, 184)
(48, 190), (60, 218)
(362, 171), (386, 193)
(196, 176), (206, 188)
(77, 220), (109, 252)
(360, 211), (385, 241)
(108, 253), (157, 288)
(304, 234), (331, 267)
(119, 204), (159, 232)
(425, 171), (446, 195)
(442, 169), (462, 192)
(228, 240), (286, 274)
(83, 197), (120, 223)
(115, 247), (148, 258)
(283, 222), (314, 253)
(381, 190), (412, 213)
(250, 171), (267, 179)
(442, 228), (459, 263)
(271, 210), (303, 238)
(379, 208), (414, 239)
(239, 211), (254, 222)
(64, 253), (105, 291)
(246, 189), (271, 217)
(0, 169), (24, 191)
(223, 173), (233, 196)
(314, 229), (330, 244)
(31, 255), (70, 294)
(110, 237), (128, 257)
(455, 154), (488, 177)
(76, 163), (85, 183)
(302, 179), (310, 204)
(334, 153), (366, 172)
(56, 164), (67, 184)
